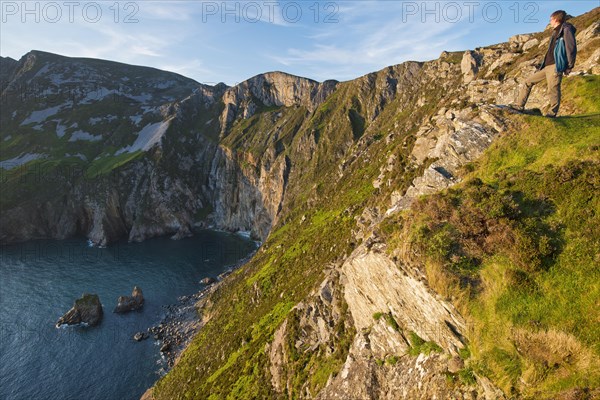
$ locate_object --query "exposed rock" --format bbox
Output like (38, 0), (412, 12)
(200, 277), (216, 285)
(315, 334), (497, 400)
(114, 286), (144, 313)
(220, 71), (337, 131)
(133, 332), (149, 341)
(267, 269), (354, 396)
(56, 293), (103, 327)
(342, 247), (466, 354)
(461, 51), (480, 84)
(486, 53), (518, 77)
(509, 33), (535, 45)
(388, 106), (501, 215)
(447, 356), (464, 373)
(522, 38), (540, 51)
(577, 20), (600, 45)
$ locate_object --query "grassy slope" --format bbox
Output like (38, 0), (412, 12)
(150, 38), (599, 395)
(152, 65), (455, 399)
(381, 75), (600, 398)
(0, 51), (211, 214)
(154, 75), (597, 399)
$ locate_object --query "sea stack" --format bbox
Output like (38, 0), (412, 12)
(114, 286), (145, 313)
(56, 293), (103, 327)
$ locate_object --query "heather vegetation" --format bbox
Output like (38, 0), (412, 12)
(381, 76), (600, 397)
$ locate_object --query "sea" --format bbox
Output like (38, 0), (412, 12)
(0, 231), (257, 400)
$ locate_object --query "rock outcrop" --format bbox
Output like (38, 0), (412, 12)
(133, 332), (149, 342)
(114, 286), (144, 313)
(387, 105), (504, 214)
(56, 293), (103, 327)
(220, 71), (337, 131)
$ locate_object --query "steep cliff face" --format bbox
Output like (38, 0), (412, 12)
(147, 7), (600, 400)
(2, 8), (599, 400)
(1, 53), (335, 244)
(220, 71), (338, 128)
(265, 103), (510, 399)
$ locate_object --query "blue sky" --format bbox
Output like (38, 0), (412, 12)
(1, 1), (598, 85)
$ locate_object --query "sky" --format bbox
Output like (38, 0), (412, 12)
(0, 1), (598, 86)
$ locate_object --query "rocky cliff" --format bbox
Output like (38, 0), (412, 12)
(1, 52), (338, 244)
(2, 7), (599, 400)
(147, 8), (600, 400)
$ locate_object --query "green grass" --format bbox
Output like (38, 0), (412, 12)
(384, 313), (401, 332)
(85, 150), (144, 178)
(458, 367), (477, 385)
(149, 27), (600, 399)
(380, 76), (600, 397)
(407, 331), (443, 356)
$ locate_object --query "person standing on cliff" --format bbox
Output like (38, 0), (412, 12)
(511, 10), (577, 118)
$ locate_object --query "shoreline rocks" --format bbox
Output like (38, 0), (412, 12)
(56, 293), (103, 327)
(148, 291), (207, 367)
(149, 251), (257, 368)
(133, 332), (149, 342)
(200, 277), (216, 285)
(114, 286), (145, 313)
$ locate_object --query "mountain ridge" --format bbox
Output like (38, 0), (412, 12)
(1, 7), (599, 399)
(144, 8), (599, 400)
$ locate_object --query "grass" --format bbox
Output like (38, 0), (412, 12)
(85, 150), (144, 178)
(151, 56), (454, 400)
(380, 75), (600, 397)
(407, 331), (443, 356)
(148, 20), (599, 398)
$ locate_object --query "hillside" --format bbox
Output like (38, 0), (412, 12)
(1, 7), (599, 400)
(145, 9), (599, 400)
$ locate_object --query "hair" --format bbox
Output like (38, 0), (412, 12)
(551, 10), (567, 24)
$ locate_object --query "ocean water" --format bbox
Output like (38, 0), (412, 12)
(0, 231), (257, 400)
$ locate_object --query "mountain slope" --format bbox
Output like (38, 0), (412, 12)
(1, 8), (598, 400)
(147, 9), (600, 400)
(1, 51), (338, 245)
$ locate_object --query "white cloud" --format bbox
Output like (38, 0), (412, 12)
(139, 2), (194, 21)
(158, 59), (213, 82)
(265, 0), (481, 82)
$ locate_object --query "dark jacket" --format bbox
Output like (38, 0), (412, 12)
(540, 22), (577, 71)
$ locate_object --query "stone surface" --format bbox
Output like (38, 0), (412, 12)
(522, 38), (540, 51)
(342, 248), (466, 354)
(200, 277), (216, 285)
(387, 106), (502, 215)
(460, 51), (480, 83)
(448, 356), (465, 373)
(133, 332), (149, 342)
(114, 286), (145, 313)
(56, 293), (103, 327)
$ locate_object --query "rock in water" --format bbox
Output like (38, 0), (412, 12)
(114, 286), (145, 313)
(56, 293), (103, 327)
(200, 277), (216, 285)
(133, 332), (149, 342)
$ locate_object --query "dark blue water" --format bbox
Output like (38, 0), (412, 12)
(0, 231), (256, 400)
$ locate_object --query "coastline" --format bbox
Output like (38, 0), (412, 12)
(148, 249), (258, 371)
